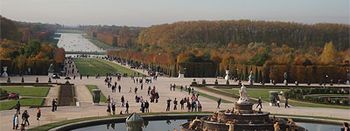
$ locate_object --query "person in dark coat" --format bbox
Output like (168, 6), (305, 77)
(22, 110), (30, 126)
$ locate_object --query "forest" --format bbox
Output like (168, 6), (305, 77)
(0, 16), (65, 75)
(104, 20), (349, 82)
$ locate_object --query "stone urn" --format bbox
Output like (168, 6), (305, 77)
(92, 89), (101, 105)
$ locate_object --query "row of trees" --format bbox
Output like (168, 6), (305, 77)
(138, 20), (349, 50)
(0, 16), (65, 75)
(108, 41), (349, 82)
(99, 19), (349, 81)
(83, 25), (142, 47)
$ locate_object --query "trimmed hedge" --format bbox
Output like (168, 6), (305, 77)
(285, 88), (350, 106)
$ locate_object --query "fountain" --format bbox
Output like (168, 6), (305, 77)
(181, 84), (306, 131)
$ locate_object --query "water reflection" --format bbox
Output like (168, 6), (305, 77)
(73, 120), (342, 131)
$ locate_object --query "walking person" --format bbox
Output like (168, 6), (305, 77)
(118, 85), (121, 93)
(155, 92), (159, 103)
(197, 101), (202, 112)
(107, 103), (111, 115)
(256, 97), (263, 109)
(285, 98), (290, 108)
(125, 101), (129, 114)
(217, 98), (222, 109)
(51, 99), (56, 112)
(180, 98), (185, 110)
(121, 95), (125, 107)
(36, 107), (41, 120)
(22, 110), (30, 126)
(13, 113), (19, 130)
(173, 98), (178, 110)
(145, 100), (149, 113)
(166, 98), (172, 111)
(15, 101), (21, 114)
(147, 86), (151, 96)
(111, 102), (116, 115)
(134, 87), (138, 94)
(186, 101), (191, 112)
(191, 100), (196, 112)
(55, 98), (58, 111)
(140, 101), (145, 113)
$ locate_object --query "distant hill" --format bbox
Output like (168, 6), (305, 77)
(138, 20), (349, 50)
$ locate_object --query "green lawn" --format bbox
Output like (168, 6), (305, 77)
(86, 85), (107, 102)
(222, 88), (288, 102)
(0, 86), (50, 97)
(196, 91), (231, 103)
(74, 58), (143, 76)
(0, 86), (50, 110)
(0, 98), (45, 110)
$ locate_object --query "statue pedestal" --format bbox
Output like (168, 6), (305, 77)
(48, 72), (54, 77)
(178, 73), (184, 78)
(1, 72), (8, 77)
(284, 80), (288, 86)
(249, 80), (253, 86)
(2, 67), (8, 77)
(235, 102), (253, 114)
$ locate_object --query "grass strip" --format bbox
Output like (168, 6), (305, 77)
(86, 85), (107, 102)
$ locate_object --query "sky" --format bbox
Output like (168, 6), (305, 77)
(1, 0), (349, 27)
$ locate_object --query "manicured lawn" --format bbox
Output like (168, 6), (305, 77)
(0, 98), (45, 110)
(86, 85), (107, 102)
(0, 86), (50, 110)
(196, 91), (231, 103)
(0, 86), (50, 97)
(74, 58), (143, 76)
(222, 88), (288, 102)
(287, 99), (350, 109)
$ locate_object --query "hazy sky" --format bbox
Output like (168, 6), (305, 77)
(1, 0), (349, 27)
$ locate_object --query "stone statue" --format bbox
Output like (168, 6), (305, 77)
(248, 70), (253, 85)
(1, 67), (8, 77)
(238, 84), (249, 104)
(283, 72), (288, 80)
(283, 72), (288, 86)
(225, 69), (230, 81)
(48, 64), (54, 73)
(48, 64), (54, 77)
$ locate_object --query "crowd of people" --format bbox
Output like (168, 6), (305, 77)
(12, 101), (41, 131)
(103, 74), (160, 115)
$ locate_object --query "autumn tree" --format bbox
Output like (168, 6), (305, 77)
(319, 42), (337, 65)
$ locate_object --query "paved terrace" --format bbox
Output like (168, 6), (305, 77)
(1, 76), (349, 131)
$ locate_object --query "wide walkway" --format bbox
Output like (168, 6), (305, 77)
(1, 60), (349, 131)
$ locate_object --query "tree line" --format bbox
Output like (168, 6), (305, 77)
(0, 16), (65, 75)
